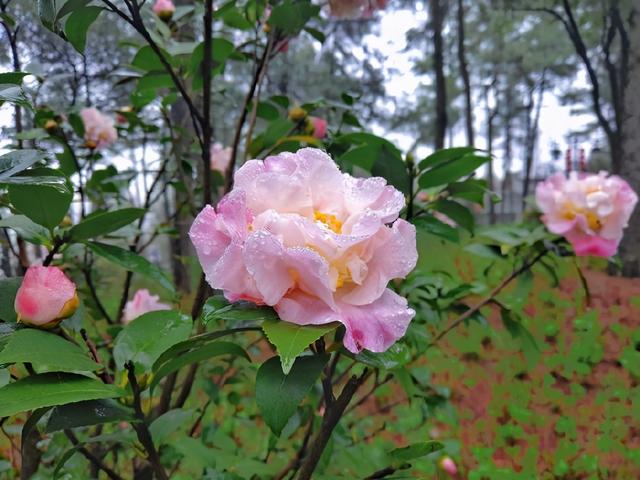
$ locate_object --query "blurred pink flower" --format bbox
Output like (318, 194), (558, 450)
(190, 148), (417, 353)
(310, 117), (327, 139)
(210, 143), (232, 173)
(80, 107), (117, 150)
(153, 0), (175, 20)
(433, 211), (456, 227)
(536, 171), (637, 257)
(15, 266), (78, 328)
(439, 456), (458, 476)
(122, 289), (171, 324)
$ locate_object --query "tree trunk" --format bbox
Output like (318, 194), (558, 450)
(456, 0), (474, 146)
(430, 0), (447, 150)
(618, 10), (640, 277)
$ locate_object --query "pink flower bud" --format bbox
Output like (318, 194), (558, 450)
(210, 143), (232, 173)
(536, 171), (638, 257)
(310, 117), (327, 139)
(153, 0), (175, 21)
(122, 289), (171, 324)
(14, 266), (79, 329)
(80, 107), (117, 150)
(439, 456), (457, 476)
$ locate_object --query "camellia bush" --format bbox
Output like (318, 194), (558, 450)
(0, 0), (637, 479)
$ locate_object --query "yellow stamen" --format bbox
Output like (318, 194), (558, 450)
(314, 211), (342, 234)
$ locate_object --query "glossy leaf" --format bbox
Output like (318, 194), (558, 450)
(262, 319), (337, 374)
(202, 295), (278, 325)
(432, 199), (475, 233)
(0, 373), (124, 418)
(151, 341), (249, 392)
(68, 208), (145, 242)
(87, 241), (174, 294)
(256, 354), (328, 436)
(354, 343), (412, 370)
(0, 278), (20, 324)
(0, 329), (100, 373)
(389, 441), (444, 464)
(0, 216), (50, 246)
(413, 214), (460, 243)
(419, 154), (490, 189)
(64, 6), (102, 53)
(418, 147), (478, 171)
(113, 310), (192, 371)
(8, 168), (72, 230)
(45, 399), (134, 433)
(0, 150), (45, 181)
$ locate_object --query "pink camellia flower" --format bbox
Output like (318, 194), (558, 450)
(152, 0), (175, 21)
(14, 266), (79, 329)
(190, 148), (417, 353)
(310, 117), (328, 139)
(210, 143), (232, 173)
(439, 456), (458, 476)
(536, 171), (637, 257)
(122, 289), (171, 324)
(80, 107), (117, 150)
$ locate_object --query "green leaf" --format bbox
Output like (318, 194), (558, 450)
(113, 310), (192, 372)
(0, 84), (31, 109)
(64, 6), (103, 53)
(431, 199), (475, 233)
(413, 214), (459, 243)
(354, 343), (412, 370)
(149, 409), (194, 447)
(56, 0), (93, 21)
(256, 101), (280, 121)
(202, 295), (278, 324)
(418, 147), (479, 171)
(340, 144), (377, 171)
(45, 399), (134, 433)
(419, 154), (490, 189)
(152, 327), (258, 374)
(68, 208), (145, 242)
(447, 178), (492, 205)
(501, 309), (540, 367)
(304, 26), (326, 43)
(151, 341), (249, 393)
(0, 150), (43, 181)
(0, 329), (100, 373)
(8, 168), (72, 230)
(0, 373), (124, 418)
(262, 320), (337, 374)
(0, 216), (50, 246)
(268, 0), (320, 35)
(0, 72), (28, 85)
(0, 278), (21, 324)
(218, 7), (252, 29)
(132, 45), (168, 71)
(256, 355), (328, 436)
(86, 241), (174, 294)
(389, 441), (444, 465)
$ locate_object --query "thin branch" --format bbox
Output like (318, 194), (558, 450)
(296, 369), (369, 480)
(225, 35), (274, 193)
(63, 430), (123, 480)
(126, 362), (169, 480)
(430, 249), (548, 346)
